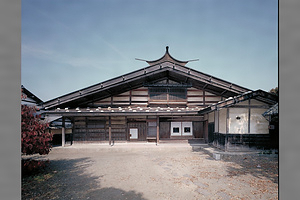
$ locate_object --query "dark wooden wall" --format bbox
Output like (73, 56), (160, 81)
(93, 85), (222, 108)
(159, 122), (170, 138)
(193, 121), (203, 138)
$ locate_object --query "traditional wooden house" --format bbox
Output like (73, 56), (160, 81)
(41, 47), (278, 150)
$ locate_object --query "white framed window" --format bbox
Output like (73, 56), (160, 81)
(171, 122), (193, 136)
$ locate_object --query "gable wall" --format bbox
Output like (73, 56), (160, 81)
(92, 86), (222, 108)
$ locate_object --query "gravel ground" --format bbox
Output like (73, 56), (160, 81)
(22, 144), (278, 200)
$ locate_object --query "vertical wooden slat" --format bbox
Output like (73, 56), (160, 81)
(225, 108), (229, 151)
(109, 116), (112, 145)
(62, 117), (65, 147)
(248, 99), (251, 134)
(156, 116), (159, 145)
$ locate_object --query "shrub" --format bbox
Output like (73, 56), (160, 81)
(21, 105), (52, 155)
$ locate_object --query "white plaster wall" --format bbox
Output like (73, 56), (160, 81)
(236, 100), (249, 106)
(250, 99), (267, 106)
(219, 108), (227, 133)
(228, 108), (248, 134)
(250, 108), (269, 134)
(187, 97), (203, 101)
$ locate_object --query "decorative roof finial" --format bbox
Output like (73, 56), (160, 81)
(138, 46), (196, 66)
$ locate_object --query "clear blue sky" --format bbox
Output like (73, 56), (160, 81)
(22, 0), (278, 101)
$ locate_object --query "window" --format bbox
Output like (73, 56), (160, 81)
(173, 127), (180, 133)
(149, 87), (186, 101)
(149, 88), (167, 100)
(169, 88), (186, 100)
(184, 127), (191, 133)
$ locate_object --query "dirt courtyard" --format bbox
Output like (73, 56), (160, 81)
(22, 143), (278, 200)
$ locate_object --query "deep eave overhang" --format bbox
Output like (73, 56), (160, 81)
(198, 90), (278, 115)
(42, 109), (200, 117)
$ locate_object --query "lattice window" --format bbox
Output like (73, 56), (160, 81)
(149, 88), (168, 100)
(169, 88), (187, 100)
(149, 87), (186, 101)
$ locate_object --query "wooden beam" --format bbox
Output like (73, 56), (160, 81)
(62, 117), (65, 147)
(221, 89), (227, 95)
(129, 90), (132, 105)
(125, 116), (128, 141)
(156, 116), (159, 145)
(71, 117), (74, 145)
(109, 116), (112, 145)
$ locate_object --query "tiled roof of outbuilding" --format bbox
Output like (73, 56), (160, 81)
(262, 103), (278, 116)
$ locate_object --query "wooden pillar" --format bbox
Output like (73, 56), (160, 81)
(125, 116), (128, 141)
(203, 90), (206, 106)
(109, 116), (112, 145)
(129, 90), (132, 105)
(62, 116), (65, 147)
(71, 117), (74, 145)
(156, 116), (159, 145)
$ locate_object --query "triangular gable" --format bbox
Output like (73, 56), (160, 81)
(42, 48), (251, 110)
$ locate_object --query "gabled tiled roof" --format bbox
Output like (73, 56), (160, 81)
(262, 103), (278, 116)
(21, 85), (43, 105)
(42, 47), (251, 110)
(198, 90), (278, 114)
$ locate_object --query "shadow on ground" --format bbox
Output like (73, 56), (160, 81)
(222, 154), (278, 184)
(192, 145), (278, 184)
(22, 157), (147, 200)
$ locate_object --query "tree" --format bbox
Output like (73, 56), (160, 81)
(269, 87), (278, 96)
(21, 104), (52, 155)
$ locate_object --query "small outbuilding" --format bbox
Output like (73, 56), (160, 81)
(198, 90), (278, 151)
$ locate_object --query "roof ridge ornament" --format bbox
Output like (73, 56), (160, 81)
(135, 46), (198, 66)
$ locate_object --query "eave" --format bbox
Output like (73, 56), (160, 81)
(21, 85), (43, 105)
(42, 106), (200, 117)
(198, 90), (278, 115)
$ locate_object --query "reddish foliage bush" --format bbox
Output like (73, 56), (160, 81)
(21, 105), (53, 155)
(22, 159), (50, 175)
